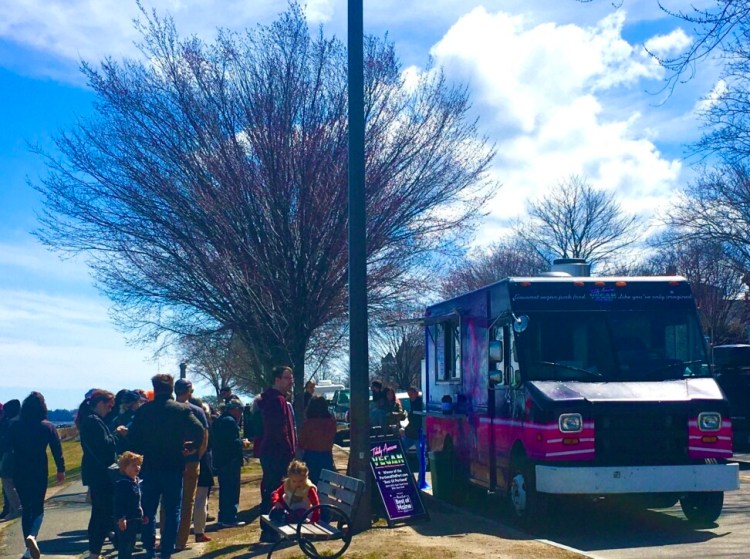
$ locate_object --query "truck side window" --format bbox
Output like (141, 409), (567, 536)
(432, 320), (461, 382)
(489, 326), (504, 385)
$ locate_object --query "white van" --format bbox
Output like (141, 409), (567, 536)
(314, 379), (345, 401)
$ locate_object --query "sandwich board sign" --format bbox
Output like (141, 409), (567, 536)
(369, 437), (428, 526)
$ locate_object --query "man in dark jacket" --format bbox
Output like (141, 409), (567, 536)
(401, 387), (424, 450)
(211, 400), (248, 527)
(258, 366), (295, 513)
(128, 374), (204, 559)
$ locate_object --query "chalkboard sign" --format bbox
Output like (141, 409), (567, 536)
(369, 438), (428, 525)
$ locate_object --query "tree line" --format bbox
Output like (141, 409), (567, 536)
(32, 1), (750, 396)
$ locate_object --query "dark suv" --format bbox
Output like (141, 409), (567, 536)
(713, 344), (750, 451)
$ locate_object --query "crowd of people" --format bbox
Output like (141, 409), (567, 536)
(0, 370), (424, 559)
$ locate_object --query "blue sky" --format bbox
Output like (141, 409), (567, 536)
(0, 0), (719, 409)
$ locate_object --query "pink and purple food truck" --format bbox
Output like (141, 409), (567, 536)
(424, 259), (739, 525)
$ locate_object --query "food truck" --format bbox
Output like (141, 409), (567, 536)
(424, 259), (739, 525)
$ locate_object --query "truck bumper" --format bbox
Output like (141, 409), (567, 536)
(536, 463), (740, 494)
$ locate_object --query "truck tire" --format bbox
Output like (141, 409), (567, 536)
(679, 491), (724, 525)
(508, 454), (549, 528)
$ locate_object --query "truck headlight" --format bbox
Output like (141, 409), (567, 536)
(698, 412), (721, 432)
(559, 413), (583, 433)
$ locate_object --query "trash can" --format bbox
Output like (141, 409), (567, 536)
(429, 448), (456, 502)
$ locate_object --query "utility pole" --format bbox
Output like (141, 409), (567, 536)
(347, 0), (372, 532)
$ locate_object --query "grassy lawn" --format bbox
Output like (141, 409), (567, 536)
(47, 435), (83, 485)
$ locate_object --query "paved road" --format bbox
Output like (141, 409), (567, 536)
(0, 478), (206, 559)
(534, 459), (750, 559)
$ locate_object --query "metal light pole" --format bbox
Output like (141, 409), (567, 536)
(347, 0), (372, 531)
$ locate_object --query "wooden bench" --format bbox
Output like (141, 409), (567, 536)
(260, 469), (365, 559)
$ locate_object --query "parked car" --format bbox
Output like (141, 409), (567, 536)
(334, 391), (410, 446)
(713, 344), (750, 451)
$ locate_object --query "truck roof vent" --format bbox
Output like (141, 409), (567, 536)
(547, 258), (591, 277)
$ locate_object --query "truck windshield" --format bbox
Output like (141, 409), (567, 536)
(516, 309), (710, 382)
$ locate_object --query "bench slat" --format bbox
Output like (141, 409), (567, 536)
(260, 515), (341, 538)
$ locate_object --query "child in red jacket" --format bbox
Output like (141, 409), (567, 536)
(269, 460), (320, 523)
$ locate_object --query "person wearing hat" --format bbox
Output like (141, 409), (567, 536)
(127, 374), (204, 559)
(219, 385), (240, 406)
(210, 399), (249, 527)
(173, 379), (209, 549)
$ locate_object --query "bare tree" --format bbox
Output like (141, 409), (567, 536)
(33, 4), (495, 407)
(179, 333), (255, 395)
(515, 175), (642, 267)
(667, 165), (750, 273)
(371, 309), (423, 390)
(646, 231), (747, 345)
(438, 235), (548, 299)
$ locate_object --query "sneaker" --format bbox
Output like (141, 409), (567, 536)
(205, 515), (216, 522)
(194, 534), (211, 543)
(25, 536), (40, 559)
(218, 520), (246, 528)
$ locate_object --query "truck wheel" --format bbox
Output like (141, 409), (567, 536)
(508, 455), (548, 528)
(679, 491), (724, 525)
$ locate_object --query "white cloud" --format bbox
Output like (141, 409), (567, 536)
(695, 79), (727, 113)
(428, 7), (683, 246)
(0, 237), (169, 408)
(0, 0), (284, 68)
(644, 28), (692, 58)
(0, 1), (716, 406)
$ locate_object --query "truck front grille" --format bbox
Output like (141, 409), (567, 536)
(594, 405), (688, 465)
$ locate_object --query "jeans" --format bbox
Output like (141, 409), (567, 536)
(140, 469), (183, 559)
(216, 458), (241, 523)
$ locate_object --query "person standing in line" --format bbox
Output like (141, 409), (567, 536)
(173, 379), (209, 550)
(211, 400), (248, 527)
(127, 374), (204, 559)
(250, 394), (264, 457)
(193, 402), (215, 543)
(219, 385), (240, 406)
(113, 451), (146, 559)
(303, 380), (316, 410)
(78, 390), (127, 559)
(400, 387), (424, 450)
(369, 380), (387, 430)
(258, 366), (296, 528)
(297, 396), (336, 485)
(7, 392), (65, 559)
(383, 387), (406, 435)
(0, 399), (21, 522)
